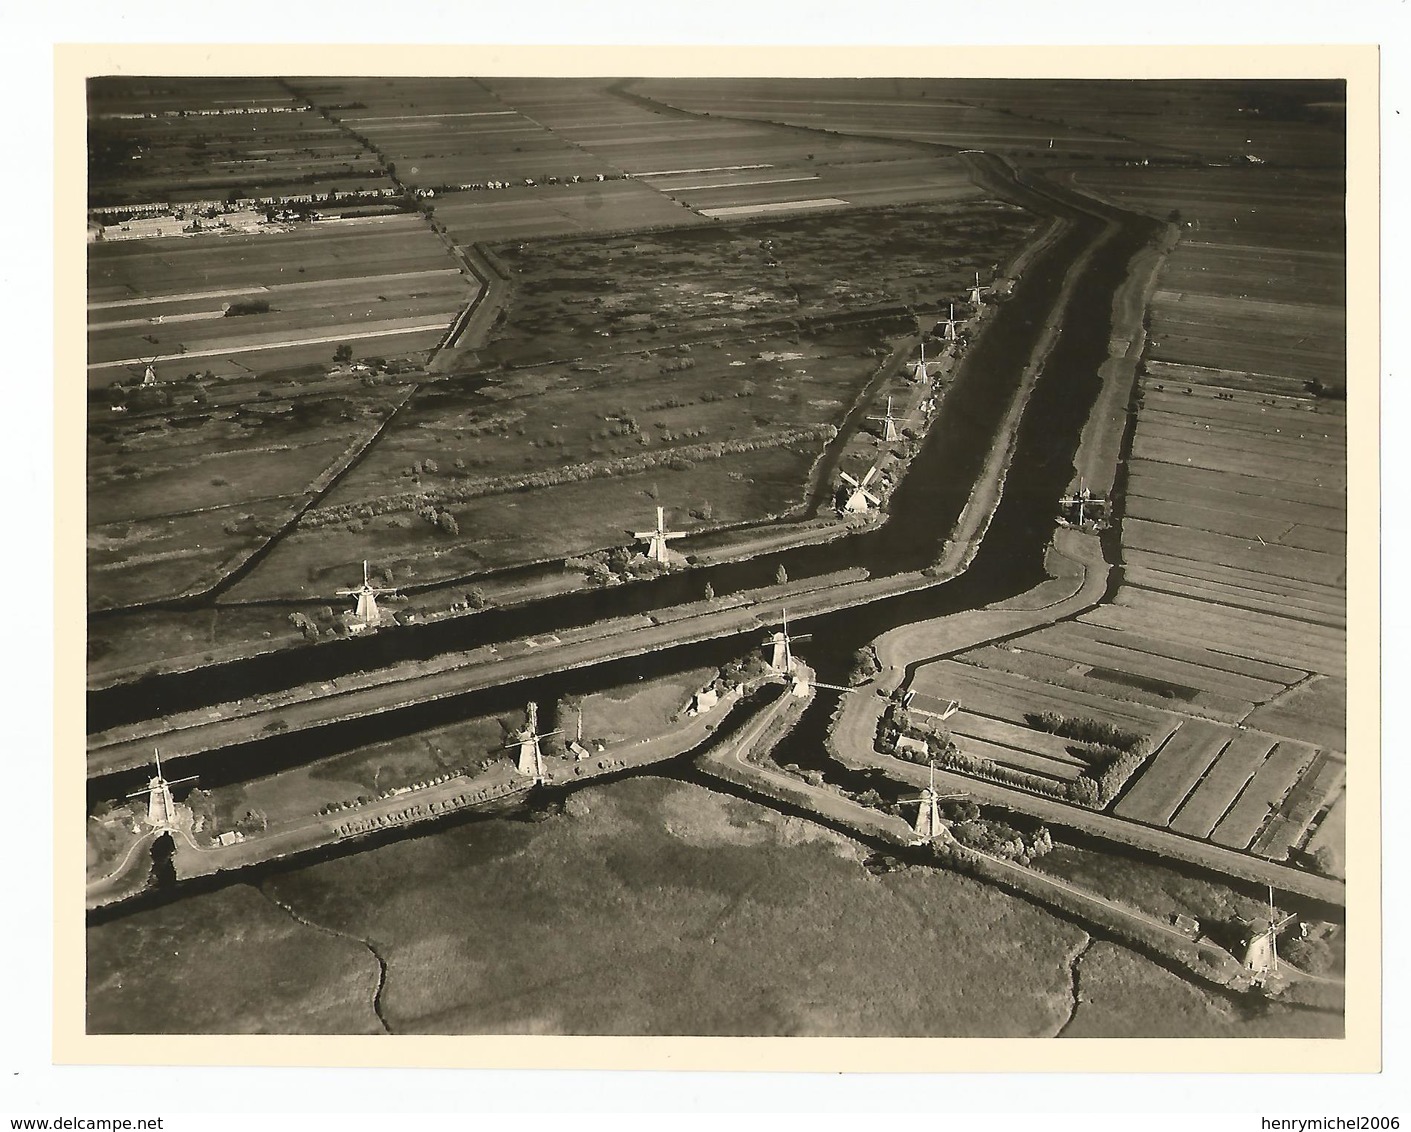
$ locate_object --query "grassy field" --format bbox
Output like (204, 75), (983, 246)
(87, 883), (384, 1034)
(86, 776), (1343, 1036)
(1061, 941), (1341, 1038)
(86, 385), (410, 611)
(578, 668), (716, 745)
(88, 776), (1095, 1035)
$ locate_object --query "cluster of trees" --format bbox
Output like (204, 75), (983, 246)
(301, 426), (835, 529)
(1026, 711), (1145, 751)
(655, 425), (711, 444)
(847, 645), (881, 686)
(717, 650), (774, 692)
(1089, 742), (1156, 806)
(565, 546), (671, 586)
(1022, 714), (1155, 808)
(949, 818), (1054, 865)
(288, 606), (347, 642)
(224, 299), (271, 317)
(185, 788), (218, 837)
(235, 807), (268, 835)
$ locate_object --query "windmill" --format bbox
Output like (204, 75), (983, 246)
(897, 759), (968, 843)
(337, 560), (397, 631)
(838, 465), (882, 515)
(868, 395), (908, 443)
(1059, 479), (1108, 527)
(126, 749), (197, 832)
(505, 701), (563, 783)
(1243, 887), (1298, 981)
(634, 505), (686, 564)
(939, 302), (960, 343)
(763, 608), (810, 677)
(909, 341), (930, 384)
(128, 355), (161, 385)
(968, 271), (988, 308)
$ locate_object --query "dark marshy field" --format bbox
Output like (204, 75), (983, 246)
(88, 776), (1339, 1037)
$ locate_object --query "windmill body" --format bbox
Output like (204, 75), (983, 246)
(838, 465), (882, 515)
(910, 342), (929, 384)
(508, 701), (562, 782)
(634, 506), (686, 564)
(1244, 887), (1298, 981)
(337, 560), (396, 631)
(127, 749), (197, 832)
(900, 762), (966, 843)
(968, 273), (987, 307)
(1059, 479), (1108, 526)
(868, 396), (906, 443)
(762, 609), (810, 684)
(941, 302), (959, 342)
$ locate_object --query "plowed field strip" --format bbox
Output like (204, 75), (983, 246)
(947, 713), (1093, 767)
(1057, 621), (1308, 685)
(1112, 720), (1233, 826)
(952, 736), (1085, 782)
(958, 646), (1254, 724)
(1125, 496), (1295, 543)
(1250, 751), (1345, 860)
(1126, 472), (1346, 531)
(1126, 457), (1346, 511)
(1149, 290), (1346, 326)
(1124, 568), (1346, 631)
(1133, 436), (1347, 491)
(1144, 360), (1324, 399)
(1124, 520), (1346, 588)
(1011, 626), (1288, 703)
(1085, 604), (1344, 680)
(1137, 392), (1347, 439)
(910, 660), (1173, 734)
(1210, 740), (1319, 850)
(1113, 587), (1347, 655)
(1123, 548), (1346, 607)
(1137, 417), (1343, 466)
(1167, 731), (1279, 838)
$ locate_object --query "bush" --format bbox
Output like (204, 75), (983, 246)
(224, 299), (271, 317)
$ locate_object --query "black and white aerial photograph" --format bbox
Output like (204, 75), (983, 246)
(78, 62), (1362, 1047)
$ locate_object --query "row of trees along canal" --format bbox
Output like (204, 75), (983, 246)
(89, 162), (1161, 767)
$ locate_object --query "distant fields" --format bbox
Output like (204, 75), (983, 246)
(87, 214), (475, 386)
(89, 76), (395, 207)
(635, 78), (1151, 162)
(636, 78), (1345, 169)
